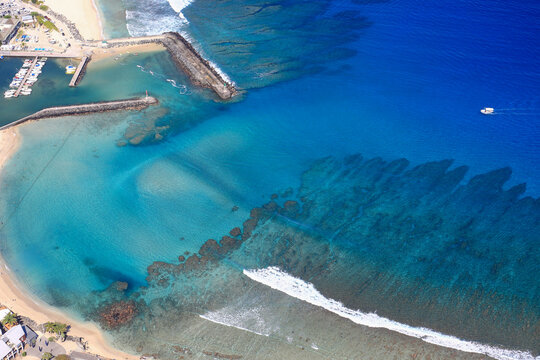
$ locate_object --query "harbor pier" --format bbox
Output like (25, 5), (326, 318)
(13, 56), (37, 97)
(0, 50), (82, 58)
(69, 56), (90, 87)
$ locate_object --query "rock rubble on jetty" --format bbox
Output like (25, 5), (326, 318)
(1, 97), (159, 130)
(96, 32), (237, 100)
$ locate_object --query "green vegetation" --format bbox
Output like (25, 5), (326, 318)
(45, 321), (69, 339)
(41, 353), (53, 360)
(55, 355), (71, 360)
(22, 352), (27, 357)
(43, 20), (57, 31)
(1, 312), (18, 327)
(31, 0), (37, 3)
(39, 5), (49, 11)
(48, 336), (56, 342)
(31, 11), (39, 16)
(3, 15), (11, 18)
(35, 16), (58, 31)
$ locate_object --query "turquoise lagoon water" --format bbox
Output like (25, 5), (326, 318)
(0, 0), (539, 359)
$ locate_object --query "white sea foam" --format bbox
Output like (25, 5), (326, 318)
(124, 0), (236, 87)
(208, 60), (235, 87)
(200, 312), (270, 337)
(243, 267), (538, 360)
(125, 0), (188, 38)
(167, 0), (193, 19)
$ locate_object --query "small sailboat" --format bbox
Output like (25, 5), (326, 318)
(65, 65), (76, 74)
(480, 107), (495, 115)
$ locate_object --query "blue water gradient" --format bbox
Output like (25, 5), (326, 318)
(0, 0), (539, 358)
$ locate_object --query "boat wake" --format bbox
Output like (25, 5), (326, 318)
(136, 64), (188, 94)
(243, 267), (538, 360)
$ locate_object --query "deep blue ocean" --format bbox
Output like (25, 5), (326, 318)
(0, 0), (538, 359)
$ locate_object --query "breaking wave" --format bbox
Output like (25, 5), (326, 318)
(243, 267), (538, 360)
(199, 309), (271, 337)
(167, 0), (193, 23)
(125, 0), (190, 37)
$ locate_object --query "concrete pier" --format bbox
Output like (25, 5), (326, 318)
(0, 50), (82, 58)
(69, 56), (90, 87)
(14, 56), (38, 98)
(0, 96), (159, 130)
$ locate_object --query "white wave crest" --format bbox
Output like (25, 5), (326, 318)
(200, 312), (270, 337)
(125, 0), (190, 37)
(167, 0), (193, 14)
(243, 267), (538, 360)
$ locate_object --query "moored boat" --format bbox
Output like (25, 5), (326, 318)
(65, 65), (76, 74)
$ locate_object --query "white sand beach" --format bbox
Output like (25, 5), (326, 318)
(0, 128), (19, 173)
(91, 42), (166, 62)
(44, 0), (104, 40)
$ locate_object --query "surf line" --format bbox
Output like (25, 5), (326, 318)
(199, 314), (270, 337)
(243, 267), (537, 360)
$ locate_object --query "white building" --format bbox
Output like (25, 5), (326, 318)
(21, 15), (34, 25)
(0, 325), (38, 360)
(0, 310), (11, 324)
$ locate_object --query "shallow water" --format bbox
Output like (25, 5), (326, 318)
(0, 0), (538, 358)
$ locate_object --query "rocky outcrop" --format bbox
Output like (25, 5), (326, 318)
(99, 301), (138, 329)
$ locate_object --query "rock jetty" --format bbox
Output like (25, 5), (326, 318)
(94, 32), (238, 100)
(0, 97), (158, 130)
(159, 32), (237, 100)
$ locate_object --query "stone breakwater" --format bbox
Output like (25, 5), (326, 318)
(159, 32), (238, 100)
(95, 32), (238, 100)
(0, 97), (158, 130)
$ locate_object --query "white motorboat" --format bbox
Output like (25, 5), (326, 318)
(480, 107), (495, 115)
(65, 65), (76, 74)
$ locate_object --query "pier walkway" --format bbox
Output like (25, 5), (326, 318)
(69, 56), (89, 87)
(0, 50), (82, 59)
(14, 56), (38, 98)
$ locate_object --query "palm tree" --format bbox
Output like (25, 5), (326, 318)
(1, 312), (18, 327)
(44, 322), (69, 339)
(44, 322), (56, 333)
(54, 322), (68, 336)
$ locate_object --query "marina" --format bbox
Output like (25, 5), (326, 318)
(3, 56), (48, 98)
